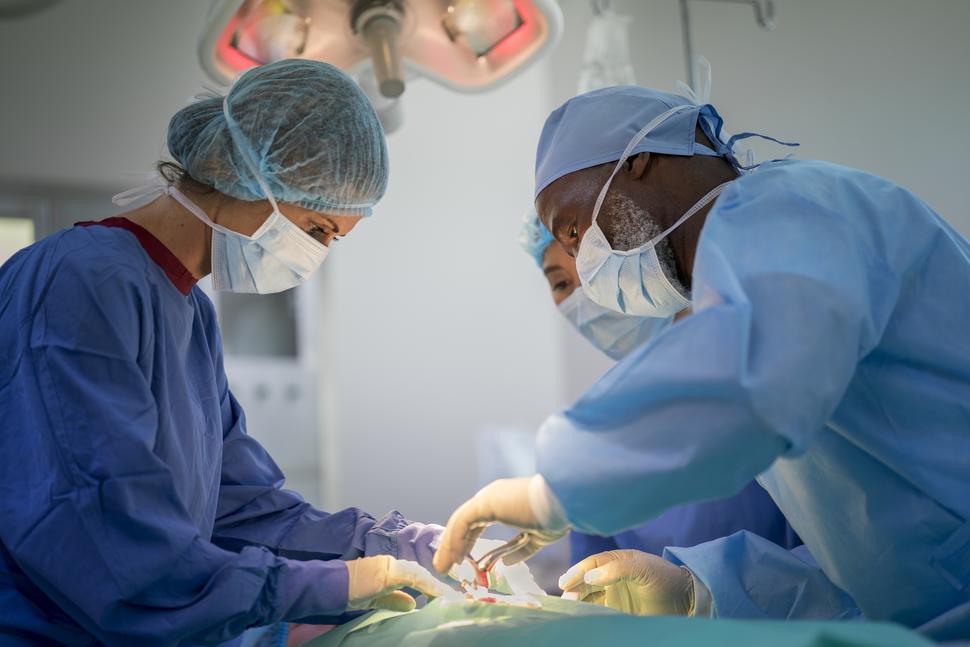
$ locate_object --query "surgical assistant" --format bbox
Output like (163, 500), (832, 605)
(0, 60), (451, 646)
(518, 209), (801, 565)
(436, 86), (970, 640)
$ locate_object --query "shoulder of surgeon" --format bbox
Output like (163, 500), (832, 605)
(710, 159), (941, 248)
(718, 159), (932, 221)
(6, 224), (207, 356)
(30, 223), (169, 295)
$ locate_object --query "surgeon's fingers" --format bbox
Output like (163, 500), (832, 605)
(560, 581), (604, 601)
(435, 523), (488, 575)
(558, 551), (623, 591)
(390, 559), (462, 601)
(583, 558), (639, 587)
(433, 498), (489, 574)
(370, 591), (416, 612)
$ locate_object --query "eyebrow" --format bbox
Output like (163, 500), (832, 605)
(550, 211), (575, 239)
(543, 264), (565, 276)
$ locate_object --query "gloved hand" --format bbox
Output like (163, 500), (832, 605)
(345, 555), (461, 612)
(447, 538), (545, 596)
(384, 521), (444, 573)
(558, 550), (697, 616)
(432, 476), (569, 575)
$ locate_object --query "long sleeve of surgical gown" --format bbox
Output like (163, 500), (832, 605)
(0, 224), (435, 646)
(205, 312), (438, 569)
(536, 161), (946, 623)
(213, 418), (439, 564)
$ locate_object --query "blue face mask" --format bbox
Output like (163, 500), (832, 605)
(557, 286), (673, 360)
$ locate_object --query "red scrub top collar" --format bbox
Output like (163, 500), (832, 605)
(75, 217), (197, 295)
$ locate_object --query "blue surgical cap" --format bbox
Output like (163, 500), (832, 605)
(519, 206), (555, 267)
(534, 86), (729, 200)
(168, 59), (388, 216)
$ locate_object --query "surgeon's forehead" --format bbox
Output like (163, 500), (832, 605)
(536, 167), (604, 229)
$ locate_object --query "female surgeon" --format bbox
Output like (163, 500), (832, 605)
(0, 59), (455, 646)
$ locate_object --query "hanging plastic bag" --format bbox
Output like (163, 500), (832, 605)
(577, 2), (637, 93)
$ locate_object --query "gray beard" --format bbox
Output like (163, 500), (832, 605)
(602, 192), (688, 297)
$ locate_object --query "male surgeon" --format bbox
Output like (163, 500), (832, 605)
(435, 86), (970, 640)
(518, 208), (800, 567)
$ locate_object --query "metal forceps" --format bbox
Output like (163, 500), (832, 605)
(460, 532), (532, 592)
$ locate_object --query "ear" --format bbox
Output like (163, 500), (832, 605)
(627, 152), (652, 180)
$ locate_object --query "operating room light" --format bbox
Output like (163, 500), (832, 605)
(199, 0), (562, 131)
(442, 0), (523, 57)
(235, 1), (311, 62)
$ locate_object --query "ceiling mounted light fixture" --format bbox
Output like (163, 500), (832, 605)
(199, 0), (562, 131)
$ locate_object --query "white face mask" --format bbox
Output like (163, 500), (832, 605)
(557, 287), (673, 360)
(575, 105), (732, 317)
(167, 186), (328, 294)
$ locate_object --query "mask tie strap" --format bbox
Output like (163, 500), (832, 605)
(637, 181), (732, 252)
(674, 56), (712, 106)
(165, 185), (249, 241)
(112, 171), (167, 207)
(591, 105), (694, 227)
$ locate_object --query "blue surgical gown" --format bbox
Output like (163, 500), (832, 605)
(569, 480), (800, 565)
(0, 219), (436, 646)
(537, 160), (970, 639)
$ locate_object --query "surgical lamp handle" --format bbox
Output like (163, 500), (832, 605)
(362, 15), (405, 98)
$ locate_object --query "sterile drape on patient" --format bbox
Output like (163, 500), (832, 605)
(307, 597), (930, 647)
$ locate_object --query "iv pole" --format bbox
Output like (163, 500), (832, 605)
(679, 0), (775, 90)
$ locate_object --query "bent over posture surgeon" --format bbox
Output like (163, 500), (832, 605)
(0, 60), (453, 646)
(435, 86), (970, 640)
(518, 209), (800, 567)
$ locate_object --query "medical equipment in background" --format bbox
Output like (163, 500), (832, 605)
(580, 0), (775, 98)
(199, 0), (563, 132)
(205, 276), (336, 508)
(577, 0), (635, 94)
(678, 0), (775, 90)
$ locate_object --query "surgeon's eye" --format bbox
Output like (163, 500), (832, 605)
(568, 225), (578, 239)
(306, 224), (333, 244)
(553, 279), (569, 293)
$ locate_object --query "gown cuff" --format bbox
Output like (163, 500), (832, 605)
(529, 474), (569, 532)
(273, 556), (351, 620)
(688, 568), (714, 617)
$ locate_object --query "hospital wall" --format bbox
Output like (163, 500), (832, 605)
(550, 0), (970, 399)
(322, 65), (569, 523)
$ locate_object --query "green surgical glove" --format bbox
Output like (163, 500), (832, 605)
(558, 549), (703, 616)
